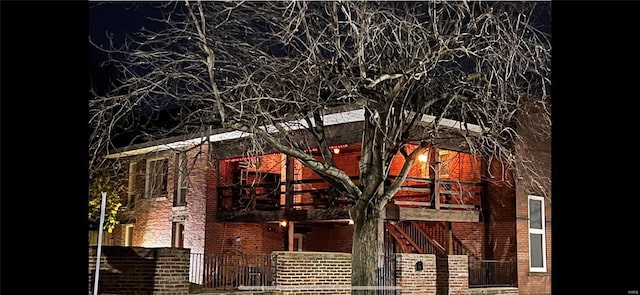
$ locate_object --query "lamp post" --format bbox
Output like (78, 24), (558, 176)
(93, 191), (107, 295)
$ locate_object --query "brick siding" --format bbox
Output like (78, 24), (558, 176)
(395, 253), (437, 295)
(436, 255), (469, 295)
(271, 252), (471, 295)
(88, 246), (190, 295)
(272, 251), (352, 295)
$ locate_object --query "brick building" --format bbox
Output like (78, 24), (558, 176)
(91, 108), (551, 294)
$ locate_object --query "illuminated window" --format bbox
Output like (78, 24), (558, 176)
(528, 195), (547, 272)
(124, 224), (134, 246)
(145, 157), (168, 198)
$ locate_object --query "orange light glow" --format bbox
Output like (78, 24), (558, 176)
(418, 154), (428, 163)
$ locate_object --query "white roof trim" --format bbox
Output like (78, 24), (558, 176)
(104, 108), (481, 158)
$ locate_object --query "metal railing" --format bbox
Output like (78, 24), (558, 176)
(468, 259), (516, 288)
(377, 254), (397, 295)
(189, 253), (274, 291)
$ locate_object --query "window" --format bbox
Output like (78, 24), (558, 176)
(171, 222), (184, 248)
(528, 195), (547, 272)
(174, 152), (188, 207)
(124, 224), (134, 246)
(145, 157), (168, 198)
(125, 162), (137, 208)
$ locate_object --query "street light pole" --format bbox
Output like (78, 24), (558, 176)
(93, 192), (107, 295)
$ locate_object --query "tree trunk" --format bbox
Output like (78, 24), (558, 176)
(350, 203), (385, 295)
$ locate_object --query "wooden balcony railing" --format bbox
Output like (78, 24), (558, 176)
(217, 173), (482, 215)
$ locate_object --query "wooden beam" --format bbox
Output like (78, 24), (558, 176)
(218, 208), (350, 222)
(285, 155), (294, 211)
(393, 200), (432, 207)
(439, 204), (478, 209)
(386, 207), (480, 222)
(399, 187), (431, 193)
(446, 221), (453, 255)
(391, 202), (479, 211)
(386, 206), (399, 220)
(288, 221), (295, 252)
(431, 147), (441, 210)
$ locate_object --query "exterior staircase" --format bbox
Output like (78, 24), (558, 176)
(385, 221), (480, 259)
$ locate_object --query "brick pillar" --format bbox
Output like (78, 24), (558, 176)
(395, 253), (437, 295)
(436, 255), (469, 295)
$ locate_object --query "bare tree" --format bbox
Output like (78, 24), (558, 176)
(89, 1), (551, 293)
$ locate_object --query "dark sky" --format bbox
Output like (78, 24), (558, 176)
(89, 2), (166, 94)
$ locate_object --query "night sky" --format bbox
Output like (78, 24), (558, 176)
(89, 2), (167, 94)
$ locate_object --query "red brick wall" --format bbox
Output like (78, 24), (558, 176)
(303, 223), (353, 253)
(88, 246), (190, 295)
(117, 146), (209, 254)
(181, 146), (209, 254)
(272, 251), (352, 295)
(515, 182), (551, 295)
(205, 222), (285, 254)
(205, 222), (353, 254)
(513, 107), (552, 295)
(297, 151), (361, 179)
(484, 158), (517, 261)
(271, 252), (469, 295)
(451, 222), (485, 258)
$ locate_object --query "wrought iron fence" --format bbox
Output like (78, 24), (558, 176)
(468, 259), (516, 288)
(189, 253), (274, 291)
(377, 254), (397, 295)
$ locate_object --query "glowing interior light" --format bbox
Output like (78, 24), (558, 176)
(333, 148), (340, 154)
(279, 220), (288, 227)
(348, 219), (354, 225)
(418, 154), (428, 163)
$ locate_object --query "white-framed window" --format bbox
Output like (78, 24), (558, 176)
(174, 152), (188, 207)
(172, 222), (185, 248)
(125, 162), (137, 208)
(124, 224), (134, 246)
(145, 157), (168, 198)
(528, 195), (547, 272)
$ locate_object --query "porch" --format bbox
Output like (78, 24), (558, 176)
(217, 173), (482, 223)
(216, 143), (483, 223)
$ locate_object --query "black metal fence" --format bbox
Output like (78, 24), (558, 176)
(190, 253), (514, 292)
(468, 259), (516, 288)
(377, 254), (397, 295)
(189, 253), (274, 291)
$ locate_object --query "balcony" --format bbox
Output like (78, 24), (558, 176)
(217, 173), (482, 223)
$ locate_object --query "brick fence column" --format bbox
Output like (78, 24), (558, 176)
(395, 253), (437, 295)
(436, 255), (469, 295)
